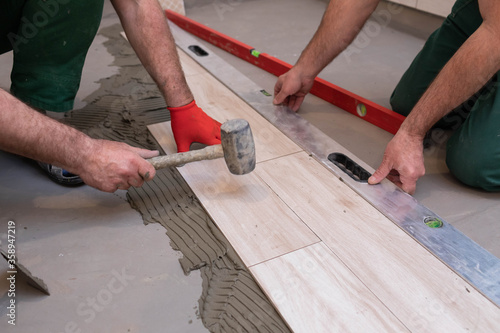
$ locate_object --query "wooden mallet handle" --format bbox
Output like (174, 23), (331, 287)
(147, 144), (223, 169)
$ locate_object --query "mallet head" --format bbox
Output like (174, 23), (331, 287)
(221, 119), (256, 175)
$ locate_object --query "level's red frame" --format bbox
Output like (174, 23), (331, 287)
(166, 10), (405, 135)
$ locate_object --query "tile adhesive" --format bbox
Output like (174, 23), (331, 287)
(65, 24), (290, 333)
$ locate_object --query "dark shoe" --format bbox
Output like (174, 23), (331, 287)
(37, 162), (84, 186)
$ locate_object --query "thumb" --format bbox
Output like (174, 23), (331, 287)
(138, 159), (157, 181)
(273, 79), (287, 105)
(368, 161), (391, 185)
(273, 89), (288, 105)
(130, 147), (160, 159)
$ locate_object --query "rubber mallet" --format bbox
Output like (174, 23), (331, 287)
(147, 118), (256, 175)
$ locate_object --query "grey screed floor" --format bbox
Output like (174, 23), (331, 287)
(0, 0), (498, 332)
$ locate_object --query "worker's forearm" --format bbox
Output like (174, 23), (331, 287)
(295, 0), (380, 78)
(400, 22), (500, 138)
(111, 0), (193, 107)
(0, 89), (94, 174)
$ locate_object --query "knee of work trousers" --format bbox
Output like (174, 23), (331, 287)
(390, 0), (482, 128)
(7, 0), (104, 112)
(446, 81), (500, 192)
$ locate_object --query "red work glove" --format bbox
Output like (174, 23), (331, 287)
(168, 100), (222, 153)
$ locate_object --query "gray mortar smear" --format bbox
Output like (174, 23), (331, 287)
(64, 24), (291, 333)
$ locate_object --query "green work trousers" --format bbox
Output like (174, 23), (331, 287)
(390, 0), (500, 191)
(0, 0), (104, 112)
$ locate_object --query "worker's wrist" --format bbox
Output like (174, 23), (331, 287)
(66, 132), (97, 176)
(161, 82), (194, 108)
(292, 62), (318, 81)
(295, 52), (325, 79)
(167, 99), (196, 112)
(397, 123), (426, 142)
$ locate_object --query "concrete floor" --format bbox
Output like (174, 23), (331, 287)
(0, 2), (207, 332)
(0, 0), (499, 332)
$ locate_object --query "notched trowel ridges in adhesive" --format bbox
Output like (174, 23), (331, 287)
(128, 170), (227, 272)
(65, 95), (169, 150)
(200, 257), (290, 333)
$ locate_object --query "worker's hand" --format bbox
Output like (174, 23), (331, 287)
(273, 67), (315, 112)
(368, 130), (425, 195)
(168, 100), (221, 153)
(78, 140), (159, 193)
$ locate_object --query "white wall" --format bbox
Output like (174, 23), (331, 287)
(389, 0), (455, 17)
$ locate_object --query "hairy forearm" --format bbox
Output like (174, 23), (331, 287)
(0, 89), (93, 174)
(111, 0), (193, 107)
(401, 22), (500, 137)
(295, 0), (380, 78)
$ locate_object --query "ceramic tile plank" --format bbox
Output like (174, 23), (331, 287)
(250, 242), (409, 333)
(148, 122), (320, 267)
(255, 151), (500, 332)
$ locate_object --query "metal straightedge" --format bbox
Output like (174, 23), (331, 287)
(168, 21), (500, 307)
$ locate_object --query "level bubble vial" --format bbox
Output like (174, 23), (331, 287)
(356, 103), (367, 117)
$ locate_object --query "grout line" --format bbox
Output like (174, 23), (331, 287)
(255, 149), (305, 165)
(247, 240), (323, 268)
